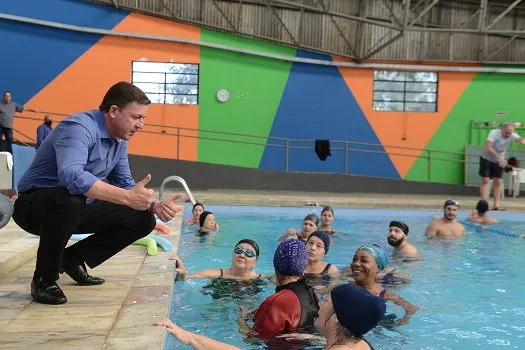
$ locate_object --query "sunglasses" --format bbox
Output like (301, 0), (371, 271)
(234, 246), (257, 258)
(444, 200), (460, 208)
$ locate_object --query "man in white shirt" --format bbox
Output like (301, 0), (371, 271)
(479, 123), (525, 210)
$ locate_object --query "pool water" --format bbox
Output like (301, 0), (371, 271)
(167, 205), (525, 349)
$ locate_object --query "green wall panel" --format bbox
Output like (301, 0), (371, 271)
(198, 29), (296, 167)
(405, 72), (525, 184)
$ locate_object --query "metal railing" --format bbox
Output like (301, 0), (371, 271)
(159, 176), (196, 204)
(13, 110), (508, 183)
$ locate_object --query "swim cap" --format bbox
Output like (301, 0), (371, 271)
(357, 243), (389, 271)
(199, 211), (213, 227)
(192, 202), (204, 211)
(476, 200), (489, 214)
(236, 239), (260, 257)
(306, 230), (331, 254)
(321, 206), (334, 215)
(273, 239), (308, 276)
(331, 283), (386, 336)
(304, 213), (319, 226)
(444, 199), (460, 208)
(389, 221), (409, 235)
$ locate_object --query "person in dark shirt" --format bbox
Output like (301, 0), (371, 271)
(239, 239), (320, 338)
(36, 115), (53, 149)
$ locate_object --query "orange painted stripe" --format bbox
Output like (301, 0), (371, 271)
(19, 13), (200, 161)
(336, 58), (476, 178)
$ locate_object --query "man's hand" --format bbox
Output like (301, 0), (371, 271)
(128, 174), (155, 210)
(154, 193), (184, 222)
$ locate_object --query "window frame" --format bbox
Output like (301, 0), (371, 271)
(131, 61), (200, 105)
(372, 71), (439, 113)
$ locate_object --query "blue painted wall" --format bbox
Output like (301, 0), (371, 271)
(0, 0), (127, 104)
(259, 50), (399, 179)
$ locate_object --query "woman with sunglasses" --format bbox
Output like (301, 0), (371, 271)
(172, 239), (262, 281)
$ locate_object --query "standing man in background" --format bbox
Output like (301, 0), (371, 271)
(479, 123), (525, 210)
(36, 115), (53, 149)
(0, 91), (24, 154)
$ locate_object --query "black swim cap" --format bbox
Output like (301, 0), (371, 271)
(389, 221), (409, 235)
(199, 211), (213, 227)
(304, 213), (319, 226)
(192, 202), (204, 211)
(476, 200), (489, 214)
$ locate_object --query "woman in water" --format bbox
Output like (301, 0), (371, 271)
(349, 243), (417, 325)
(303, 231), (338, 277)
(172, 239), (262, 281)
(278, 213), (319, 243)
(197, 211), (220, 234)
(155, 283), (386, 350)
(319, 206), (336, 234)
(186, 202), (204, 225)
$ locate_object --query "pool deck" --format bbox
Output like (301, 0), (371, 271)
(0, 190), (523, 349)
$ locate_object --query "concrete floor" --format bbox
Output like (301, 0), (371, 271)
(0, 190), (523, 349)
(0, 209), (182, 350)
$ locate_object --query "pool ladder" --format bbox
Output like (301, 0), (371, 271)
(159, 175), (196, 205)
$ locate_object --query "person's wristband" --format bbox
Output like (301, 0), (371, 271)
(148, 200), (160, 213)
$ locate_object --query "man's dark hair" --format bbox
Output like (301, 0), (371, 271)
(99, 82), (150, 112)
(3, 91), (11, 96)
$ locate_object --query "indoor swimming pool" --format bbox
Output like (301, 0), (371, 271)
(167, 204), (525, 349)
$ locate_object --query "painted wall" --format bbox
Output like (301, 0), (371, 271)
(2, 0), (524, 185)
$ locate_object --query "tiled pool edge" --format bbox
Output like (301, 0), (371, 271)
(102, 213), (183, 349)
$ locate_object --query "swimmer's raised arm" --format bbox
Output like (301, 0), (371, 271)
(170, 256), (221, 281)
(383, 291), (418, 325)
(278, 228), (298, 241)
(466, 210), (477, 222)
(425, 221), (438, 237)
(155, 319), (240, 350)
(327, 264), (339, 276)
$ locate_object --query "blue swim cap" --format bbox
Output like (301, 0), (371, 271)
(331, 283), (386, 336)
(357, 242), (389, 271)
(273, 239), (308, 276)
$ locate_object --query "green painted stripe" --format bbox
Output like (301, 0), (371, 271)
(198, 29), (296, 168)
(405, 71), (525, 184)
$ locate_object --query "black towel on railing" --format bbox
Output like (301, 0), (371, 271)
(315, 139), (331, 161)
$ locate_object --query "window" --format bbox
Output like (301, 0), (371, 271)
(132, 61), (199, 105)
(373, 71), (438, 112)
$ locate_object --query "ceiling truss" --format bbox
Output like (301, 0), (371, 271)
(88, 0), (525, 63)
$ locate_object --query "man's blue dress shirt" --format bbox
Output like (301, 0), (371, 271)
(18, 109), (135, 195)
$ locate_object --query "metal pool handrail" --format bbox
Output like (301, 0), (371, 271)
(159, 175), (196, 205)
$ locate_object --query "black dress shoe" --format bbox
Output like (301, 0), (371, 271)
(31, 276), (67, 305)
(60, 257), (105, 286)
